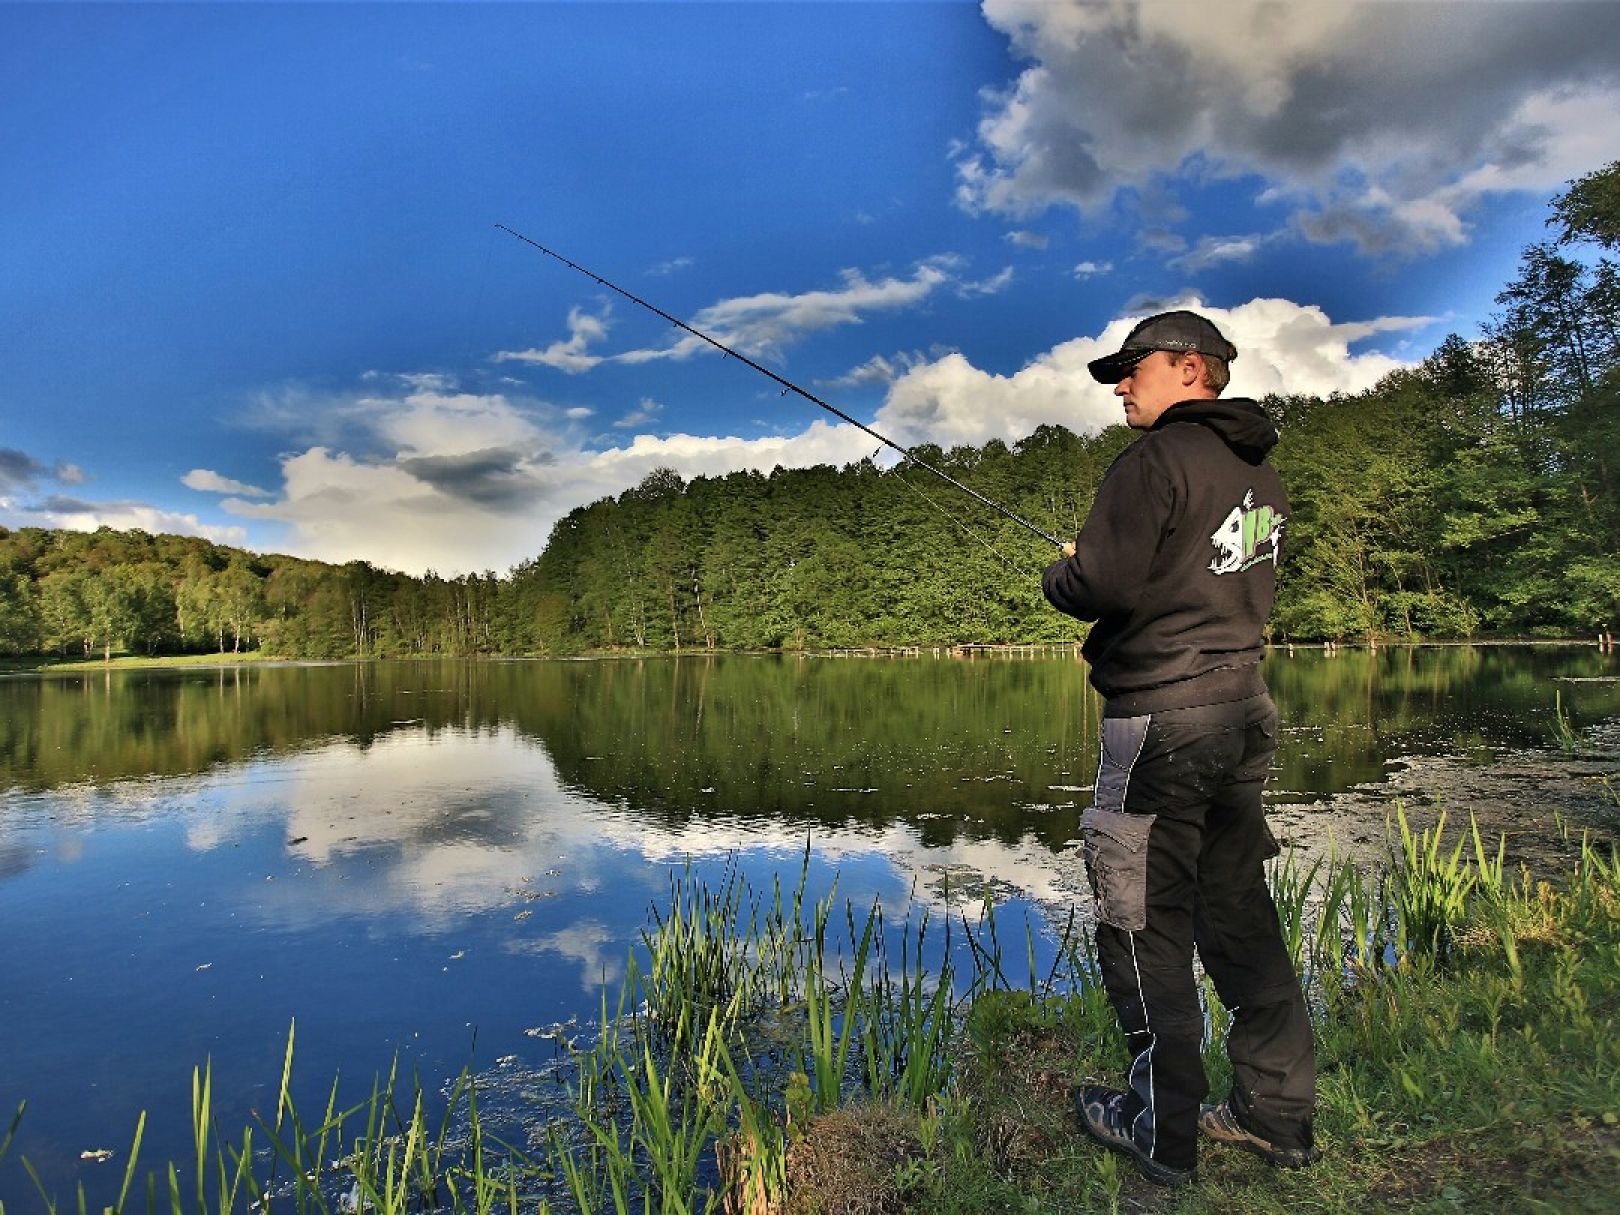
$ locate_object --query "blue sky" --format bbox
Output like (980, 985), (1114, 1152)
(3, 1), (1618, 575)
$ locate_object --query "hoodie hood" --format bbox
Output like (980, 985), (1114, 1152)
(1152, 397), (1277, 462)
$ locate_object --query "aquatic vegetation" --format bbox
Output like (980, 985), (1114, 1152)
(1551, 688), (1584, 753)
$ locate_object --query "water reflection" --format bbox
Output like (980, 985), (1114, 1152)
(5, 648), (1617, 808)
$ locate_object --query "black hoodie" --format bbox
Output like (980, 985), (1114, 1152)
(1042, 397), (1288, 715)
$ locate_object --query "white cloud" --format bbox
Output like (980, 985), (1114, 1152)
(564, 406), (594, 420)
(613, 261), (954, 364)
(821, 350), (933, 389)
(647, 256), (694, 276)
(613, 397), (662, 429)
(0, 494), (247, 545)
(956, 265), (1015, 297)
(511, 257), (985, 375)
(959, 0), (1620, 255)
(493, 305), (610, 373)
(182, 468), (273, 498)
(872, 297), (1436, 449)
(223, 379), (881, 575)
(1004, 230), (1050, 249)
(1072, 260), (1112, 279)
(1168, 233), (1272, 274)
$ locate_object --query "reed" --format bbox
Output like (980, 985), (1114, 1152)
(8, 819), (1615, 1214)
(1551, 688), (1582, 753)
(1390, 803), (1476, 962)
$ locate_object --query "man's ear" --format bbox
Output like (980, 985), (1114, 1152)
(1180, 352), (1205, 388)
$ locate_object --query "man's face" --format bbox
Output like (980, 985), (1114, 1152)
(1115, 350), (1200, 429)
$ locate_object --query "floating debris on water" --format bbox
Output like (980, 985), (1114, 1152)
(80, 1149), (114, 1163)
(523, 1016), (580, 1049)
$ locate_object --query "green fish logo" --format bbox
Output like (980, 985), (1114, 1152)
(1209, 489), (1284, 575)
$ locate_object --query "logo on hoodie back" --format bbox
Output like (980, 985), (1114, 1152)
(1209, 489), (1284, 575)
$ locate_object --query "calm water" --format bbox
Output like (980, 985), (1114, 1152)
(1, 648), (1616, 1204)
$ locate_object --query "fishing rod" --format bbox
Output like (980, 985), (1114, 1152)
(495, 224), (1064, 551)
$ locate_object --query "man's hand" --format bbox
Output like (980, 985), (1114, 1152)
(1062, 541), (1076, 558)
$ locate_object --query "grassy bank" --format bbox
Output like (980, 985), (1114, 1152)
(4, 816), (1617, 1214)
(0, 651), (284, 674)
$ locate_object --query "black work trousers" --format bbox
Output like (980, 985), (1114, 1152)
(1080, 692), (1316, 1172)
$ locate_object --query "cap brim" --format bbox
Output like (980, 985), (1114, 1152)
(1087, 348), (1151, 384)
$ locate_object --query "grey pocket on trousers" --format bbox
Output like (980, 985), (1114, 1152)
(1080, 806), (1156, 931)
(1260, 816), (1282, 860)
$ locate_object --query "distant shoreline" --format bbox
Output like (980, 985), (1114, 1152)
(1, 634), (1615, 676)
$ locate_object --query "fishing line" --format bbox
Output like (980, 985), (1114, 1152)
(889, 460), (1028, 575)
(495, 224), (1064, 552)
(458, 224), (501, 375)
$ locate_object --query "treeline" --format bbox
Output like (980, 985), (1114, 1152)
(1, 164), (1615, 659)
(0, 528), (529, 660)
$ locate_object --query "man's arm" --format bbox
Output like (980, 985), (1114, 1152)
(1042, 446), (1176, 621)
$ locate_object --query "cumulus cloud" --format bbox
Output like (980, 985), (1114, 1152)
(396, 446), (553, 509)
(223, 378), (880, 575)
(182, 468), (273, 498)
(872, 297), (1436, 449)
(1072, 260), (1112, 279)
(230, 298), (1434, 576)
(958, 0), (1620, 255)
(0, 493), (247, 545)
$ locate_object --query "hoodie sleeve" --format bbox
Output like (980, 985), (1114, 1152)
(1042, 442), (1177, 622)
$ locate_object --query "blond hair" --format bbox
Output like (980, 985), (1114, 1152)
(1167, 351), (1230, 394)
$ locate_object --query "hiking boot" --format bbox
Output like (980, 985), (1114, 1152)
(1198, 1098), (1321, 1169)
(1073, 1085), (1196, 1187)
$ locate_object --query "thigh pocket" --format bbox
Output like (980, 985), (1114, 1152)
(1081, 807), (1156, 931)
(1260, 816), (1282, 861)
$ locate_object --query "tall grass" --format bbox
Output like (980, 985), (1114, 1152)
(7, 1021), (540, 1215)
(7, 817), (1613, 1214)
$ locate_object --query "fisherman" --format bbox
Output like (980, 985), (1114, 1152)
(1042, 311), (1318, 1186)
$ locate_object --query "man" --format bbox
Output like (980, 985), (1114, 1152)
(1042, 310), (1317, 1186)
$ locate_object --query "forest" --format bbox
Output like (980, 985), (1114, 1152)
(1, 163), (1616, 660)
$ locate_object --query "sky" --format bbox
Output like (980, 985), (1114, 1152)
(3, 0), (1618, 577)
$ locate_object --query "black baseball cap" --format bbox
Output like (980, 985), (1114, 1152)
(1087, 310), (1239, 384)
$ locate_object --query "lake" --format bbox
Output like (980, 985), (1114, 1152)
(2, 646), (1617, 1206)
